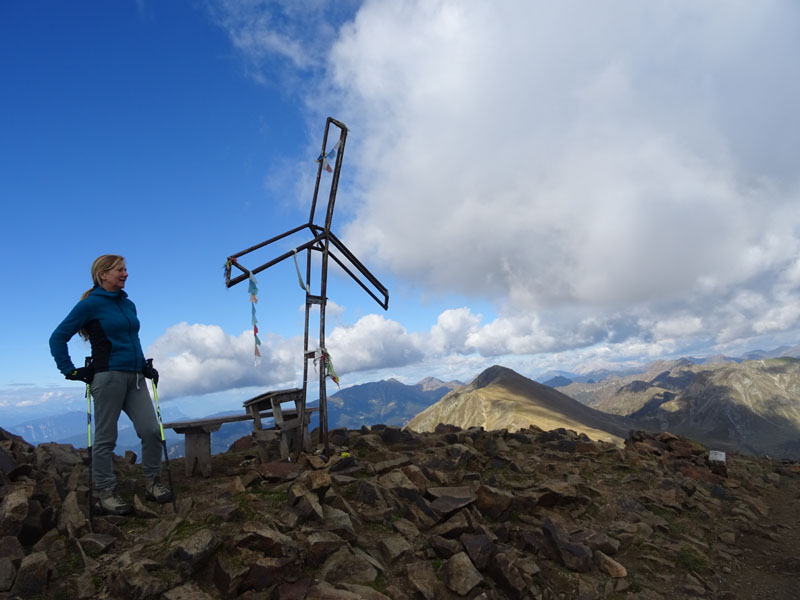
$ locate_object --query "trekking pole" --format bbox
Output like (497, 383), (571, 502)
(84, 357), (93, 523)
(148, 361), (177, 512)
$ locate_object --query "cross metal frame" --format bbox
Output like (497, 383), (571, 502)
(224, 117), (389, 453)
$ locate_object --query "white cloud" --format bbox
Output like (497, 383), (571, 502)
(651, 316), (704, 341)
(429, 308), (480, 354)
(322, 0), (800, 348)
(329, 2), (795, 300)
(326, 314), (424, 372)
(207, 0), (360, 84)
(753, 304), (800, 335)
(147, 322), (300, 399)
(16, 390), (73, 408)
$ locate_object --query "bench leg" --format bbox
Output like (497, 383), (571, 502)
(184, 430), (212, 477)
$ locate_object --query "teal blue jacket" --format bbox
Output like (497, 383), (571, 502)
(49, 287), (145, 375)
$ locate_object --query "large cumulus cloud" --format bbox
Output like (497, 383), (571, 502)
(199, 0), (800, 382)
(325, 1), (800, 350)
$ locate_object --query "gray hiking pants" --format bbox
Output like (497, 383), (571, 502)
(91, 371), (162, 491)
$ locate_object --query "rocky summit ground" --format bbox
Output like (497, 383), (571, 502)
(1, 424), (800, 600)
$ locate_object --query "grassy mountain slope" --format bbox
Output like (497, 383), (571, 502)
(631, 357), (800, 457)
(404, 365), (630, 445)
(554, 357), (800, 458)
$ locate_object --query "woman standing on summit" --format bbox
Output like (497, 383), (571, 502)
(49, 254), (173, 515)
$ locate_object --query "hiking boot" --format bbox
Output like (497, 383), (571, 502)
(145, 476), (174, 504)
(94, 488), (133, 516)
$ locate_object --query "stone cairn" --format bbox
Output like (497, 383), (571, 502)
(1, 424), (798, 599)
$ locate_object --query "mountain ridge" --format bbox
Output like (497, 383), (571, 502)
(405, 365), (631, 446)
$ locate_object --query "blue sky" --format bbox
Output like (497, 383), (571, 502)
(2, 1), (799, 427)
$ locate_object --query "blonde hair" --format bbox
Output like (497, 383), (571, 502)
(79, 254), (125, 340)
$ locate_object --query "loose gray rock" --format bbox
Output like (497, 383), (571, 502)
(0, 487), (29, 537)
(79, 532), (116, 555)
(596, 549), (627, 578)
(319, 546), (378, 585)
(542, 516), (593, 572)
(404, 560), (439, 600)
(475, 484), (514, 520)
(9, 551), (49, 598)
(163, 581), (216, 600)
(0, 556), (16, 592)
(321, 504), (357, 541)
(307, 530), (347, 565)
(133, 494), (159, 518)
(108, 562), (171, 600)
(56, 490), (89, 537)
(377, 534), (412, 565)
(444, 551), (484, 596)
(171, 528), (220, 574)
(460, 532), (496, 570)
(0, 535), (24, 567)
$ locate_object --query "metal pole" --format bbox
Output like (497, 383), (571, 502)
(319, 287), (329, 454)
(300, 247), (312, 457)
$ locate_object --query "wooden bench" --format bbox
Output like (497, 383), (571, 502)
(243, 388), (319, 463)
(163, 413), (254, 477)
(164, 388), (318, 477)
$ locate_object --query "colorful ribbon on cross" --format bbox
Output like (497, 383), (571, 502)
(248, 273), (261, 361)
(292, 249), (310, 292)
(316, 138), (342, 173)
(313, 348), (340, 389)
(224, 258), (233, 287)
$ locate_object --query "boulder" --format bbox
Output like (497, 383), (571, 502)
(9, 551), (49, 598)
(443, 551), (484, 595)
(0, 487), (29, 537)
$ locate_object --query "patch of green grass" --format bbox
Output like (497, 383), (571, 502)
(361, 451), (386, 463)
(668, 518), (688, 536)
(203, 513), (223, 527)
(363, 521), (393, 535)
(675, 545), (709, 573)
(556, 565), (578, 581)
(53, 587), (76, 600)
(57, 551), (84, 577)
(231, 493), (264, 520)
(252, 488), (286, 511)
(368, 575), (390, 595)
(339, 483), (358, 500)
(583, 503), (600, 518)
(648, 506), (676, 520)
(170, 518), (204, 541)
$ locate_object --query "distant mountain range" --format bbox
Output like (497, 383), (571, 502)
(413, 354), (800, 459)
(540, 344), (800, 387)
(9, 346), (800, 459)
(558, 356), (800, 458)
(326, 376), (462, 430)
(8, 376), (462, 459)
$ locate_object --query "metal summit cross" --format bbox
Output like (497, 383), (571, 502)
(224, 117), (389, 454)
